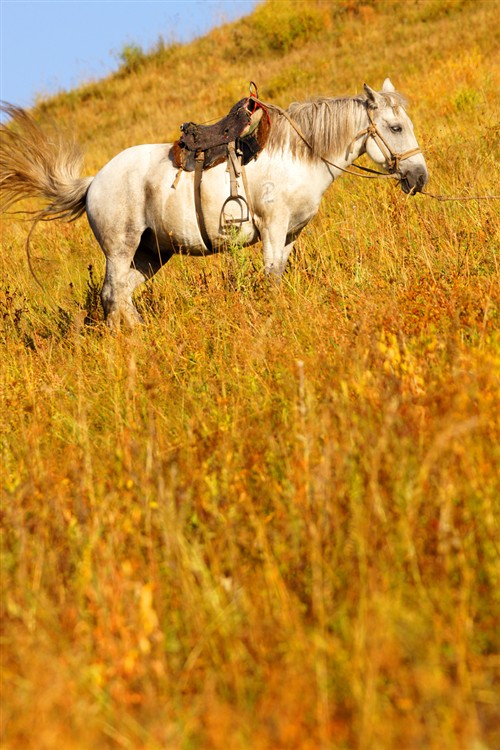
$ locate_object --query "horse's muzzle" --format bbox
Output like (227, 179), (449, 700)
(399, 164), (428, 195)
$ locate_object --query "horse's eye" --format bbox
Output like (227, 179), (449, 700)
(390, 125), (402, 133)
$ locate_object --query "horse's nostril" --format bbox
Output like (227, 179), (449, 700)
(400, 166), (428, 194)
(414, 172), (427, 192)
(400, 177), (411, 194)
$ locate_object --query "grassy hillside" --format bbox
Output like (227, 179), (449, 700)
(1, 1), (499, 748)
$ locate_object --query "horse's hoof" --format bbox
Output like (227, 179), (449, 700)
(105, 307), (145, 332)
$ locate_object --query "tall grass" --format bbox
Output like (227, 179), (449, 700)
(1, 1), (499, 748)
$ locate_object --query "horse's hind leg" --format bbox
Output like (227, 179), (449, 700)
(97, 225), (147, 329)
(100, 263), (141, 330)
(100, 228), (171, 330)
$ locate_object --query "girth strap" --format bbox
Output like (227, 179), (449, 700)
(194, 152), (213, 253)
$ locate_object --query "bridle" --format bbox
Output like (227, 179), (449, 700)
(349, 105), (422, 174)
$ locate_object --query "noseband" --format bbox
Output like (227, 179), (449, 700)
(351, 106), (422, 173)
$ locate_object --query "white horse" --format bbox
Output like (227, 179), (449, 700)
(0, 79), (428, 329)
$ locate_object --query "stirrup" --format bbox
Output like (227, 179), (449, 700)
(221, 195), (249, 230)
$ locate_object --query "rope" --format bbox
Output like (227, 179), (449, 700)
(420, 190), (500, 202)
(252, 96), (397, 180)
(253, 95), (500, 201)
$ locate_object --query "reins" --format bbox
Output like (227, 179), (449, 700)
(254, 96), (500, 202)
(252, 96), (403, 180)
(419, 190), (500, 201)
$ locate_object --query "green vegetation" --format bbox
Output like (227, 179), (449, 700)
(1, 1), (499, 748)
(117, 42), (147, 73)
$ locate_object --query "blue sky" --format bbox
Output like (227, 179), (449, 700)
(0, 1), (258, 108)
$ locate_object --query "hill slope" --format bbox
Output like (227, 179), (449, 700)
(1, 1), (499, 749)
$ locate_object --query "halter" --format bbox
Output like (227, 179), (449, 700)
(350, 105), (422, 173)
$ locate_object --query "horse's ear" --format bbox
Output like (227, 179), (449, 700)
(363, 84), (379, 107)
(382, 78), (396, 93)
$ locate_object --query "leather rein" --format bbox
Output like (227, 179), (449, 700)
(253, 97), (421, 181)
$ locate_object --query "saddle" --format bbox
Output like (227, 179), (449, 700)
(171, 94), (270, 172)
(170, 86), (270, 251)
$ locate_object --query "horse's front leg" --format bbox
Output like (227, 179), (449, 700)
(260, 221), (294, 278)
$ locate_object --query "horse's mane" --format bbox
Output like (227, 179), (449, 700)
(266, 91), (407, 162)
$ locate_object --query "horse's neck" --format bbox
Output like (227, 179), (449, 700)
(268, 97), (369, 171)
(323, 99), (368, 167)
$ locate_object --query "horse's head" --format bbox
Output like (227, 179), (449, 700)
(362, 79), (428, 194)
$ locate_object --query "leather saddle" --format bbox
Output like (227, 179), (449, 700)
(171, 95), (270, 172)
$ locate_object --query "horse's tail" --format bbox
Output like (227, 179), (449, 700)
(0, 102), (93, 223)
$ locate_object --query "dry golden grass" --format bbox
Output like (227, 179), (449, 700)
(1, 1), (499, 748)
